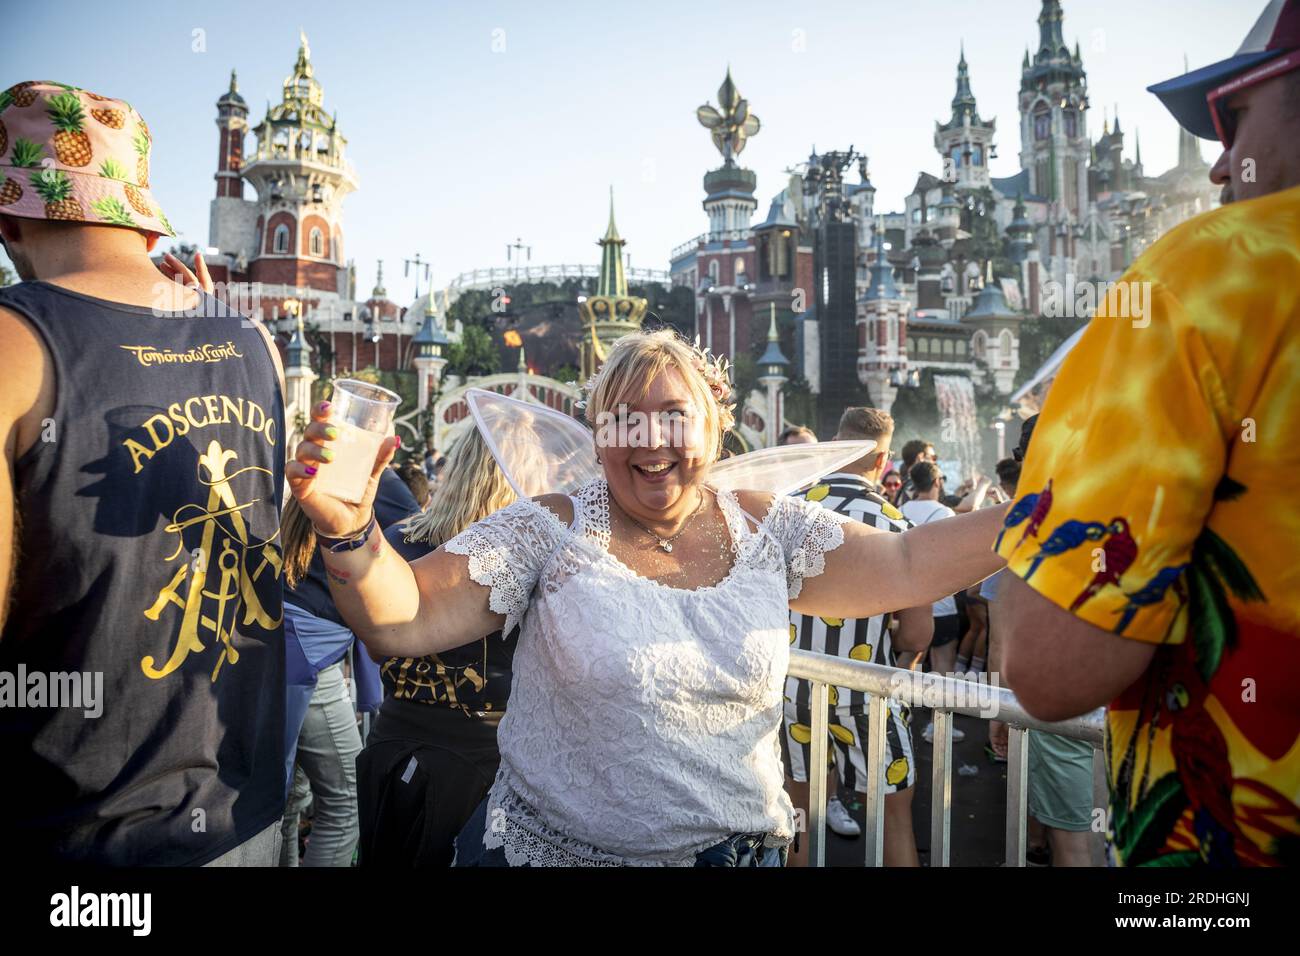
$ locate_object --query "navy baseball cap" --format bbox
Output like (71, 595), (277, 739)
(1148, 0), (1300, 140)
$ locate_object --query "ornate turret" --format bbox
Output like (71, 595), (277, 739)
(696, 69), (761, 239)
(214, 69), (249, 200)
(1019, 1), (1089, 220)
(963, 262), (1023, 395)
(578, 190), (648, 379)
(942, 43), (982, 130)
(858, 225), (912, 413)
(862, 226), (901, 302)
(244, 34), (358, 295)
(286, 314), (311, 368)
(1037, 0), (1067, 58)
(756, 307), (790, 448)
(283, 314), (318, 447)
(411, 296), (450, 414)
(936, 45), (996, 189)
(1007, 193), (1034, 262)
(596, 189), (627, 298)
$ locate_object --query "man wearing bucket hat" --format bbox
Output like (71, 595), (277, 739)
(0, 82), (289, 865)
(994, 0), (1300, 867)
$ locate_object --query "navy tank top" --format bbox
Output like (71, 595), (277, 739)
(0, 281), (285, 865)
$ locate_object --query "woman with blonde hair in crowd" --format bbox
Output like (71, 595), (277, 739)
(289, 328), (1008, 866)
(355, 424), (520, 866)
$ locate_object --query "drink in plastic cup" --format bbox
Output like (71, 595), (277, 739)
(312, 379), (401, 503)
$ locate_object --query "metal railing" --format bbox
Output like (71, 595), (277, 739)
(445, 264), (671, 291)
(787, 649), (1104, 867)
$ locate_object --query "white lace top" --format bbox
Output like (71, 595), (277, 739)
(444, 477), (850, 866)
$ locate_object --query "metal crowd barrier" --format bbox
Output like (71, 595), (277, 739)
(786, 649), (1105, 867)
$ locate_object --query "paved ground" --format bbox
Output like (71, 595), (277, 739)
(824, 707), (1107, 867)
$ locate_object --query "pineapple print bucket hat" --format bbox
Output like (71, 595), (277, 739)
(0, 81), (173, 237)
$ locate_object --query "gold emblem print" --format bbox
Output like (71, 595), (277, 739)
(142, 438), (282, 682)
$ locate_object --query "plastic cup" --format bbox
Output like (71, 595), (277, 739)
(312, 378), (401, 503)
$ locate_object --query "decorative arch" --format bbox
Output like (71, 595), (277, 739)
(420, 373), (583, 452)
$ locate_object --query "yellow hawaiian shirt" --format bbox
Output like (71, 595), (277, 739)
(996, 182), (1300, 866)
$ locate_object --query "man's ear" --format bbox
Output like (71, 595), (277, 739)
(0, 214), (23, 245)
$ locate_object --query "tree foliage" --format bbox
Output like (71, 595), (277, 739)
(447, 324), (500, 378)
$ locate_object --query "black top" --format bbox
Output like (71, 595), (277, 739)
(381, 523), (517, 715)
(284, 468), (419, 626)
(0, 281), (285, 865)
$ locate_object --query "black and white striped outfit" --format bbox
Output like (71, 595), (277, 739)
(781, 474), (916, 794)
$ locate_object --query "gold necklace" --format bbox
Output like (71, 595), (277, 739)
(616, 489), (706, 553)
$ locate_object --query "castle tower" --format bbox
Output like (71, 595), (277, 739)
(692, 69), (761, 363)
(578, 190), (648, 379)
(284, 315), (317, 446)
(411, 298), (449, 415)
(1007, 193), (1034, 263)
(857, 225), (911, 413)
(207, 71), (257, 271)
(215, 71), (248, 199)
(963, 264), (1023, 395)
(243, 32), (358, 299)
(935, 45), (996, 191)
(1019, 1), (1090, 220)
(756, 308), (790, 448)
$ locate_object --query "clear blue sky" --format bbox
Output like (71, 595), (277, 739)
(1, 0), (1256, 299)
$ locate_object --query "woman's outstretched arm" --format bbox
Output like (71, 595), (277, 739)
(314, 526), (507, 659)
(789, 501), (1008, 620)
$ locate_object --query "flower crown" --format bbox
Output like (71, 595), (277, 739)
(575, 336), (736, 433)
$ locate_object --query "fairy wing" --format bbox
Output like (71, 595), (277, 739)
(705, 440), (876, 497)
(465, 387), (599, 498)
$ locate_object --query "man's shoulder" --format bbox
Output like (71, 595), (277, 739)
(811, 479), (911, 529)
(1136, 184), (1300, 292)
(847, 489), (911, 530)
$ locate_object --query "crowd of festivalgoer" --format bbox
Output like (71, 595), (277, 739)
(0, 0), (1297, 868)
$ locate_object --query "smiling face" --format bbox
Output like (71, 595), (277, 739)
(597, 366), (712, 520)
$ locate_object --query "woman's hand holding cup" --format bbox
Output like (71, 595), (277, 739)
(288, 399), (400, 536)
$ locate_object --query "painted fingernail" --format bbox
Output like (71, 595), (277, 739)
(304, 465), (318, 476)
(319, 401), (331, 413)
(320, 447), (335, 463)
(395, 435), (402, 448)
(324, 425), (339, 440)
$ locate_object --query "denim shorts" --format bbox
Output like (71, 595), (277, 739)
(453, 796), (787, 867)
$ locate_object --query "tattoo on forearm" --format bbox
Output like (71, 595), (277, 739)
(324, 563), (352, 586)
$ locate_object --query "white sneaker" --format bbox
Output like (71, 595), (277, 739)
(826, 796), (862, 837)
(922, 722), (966, 743)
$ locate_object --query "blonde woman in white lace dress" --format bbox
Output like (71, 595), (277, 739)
(289, 330), (1007, 867)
